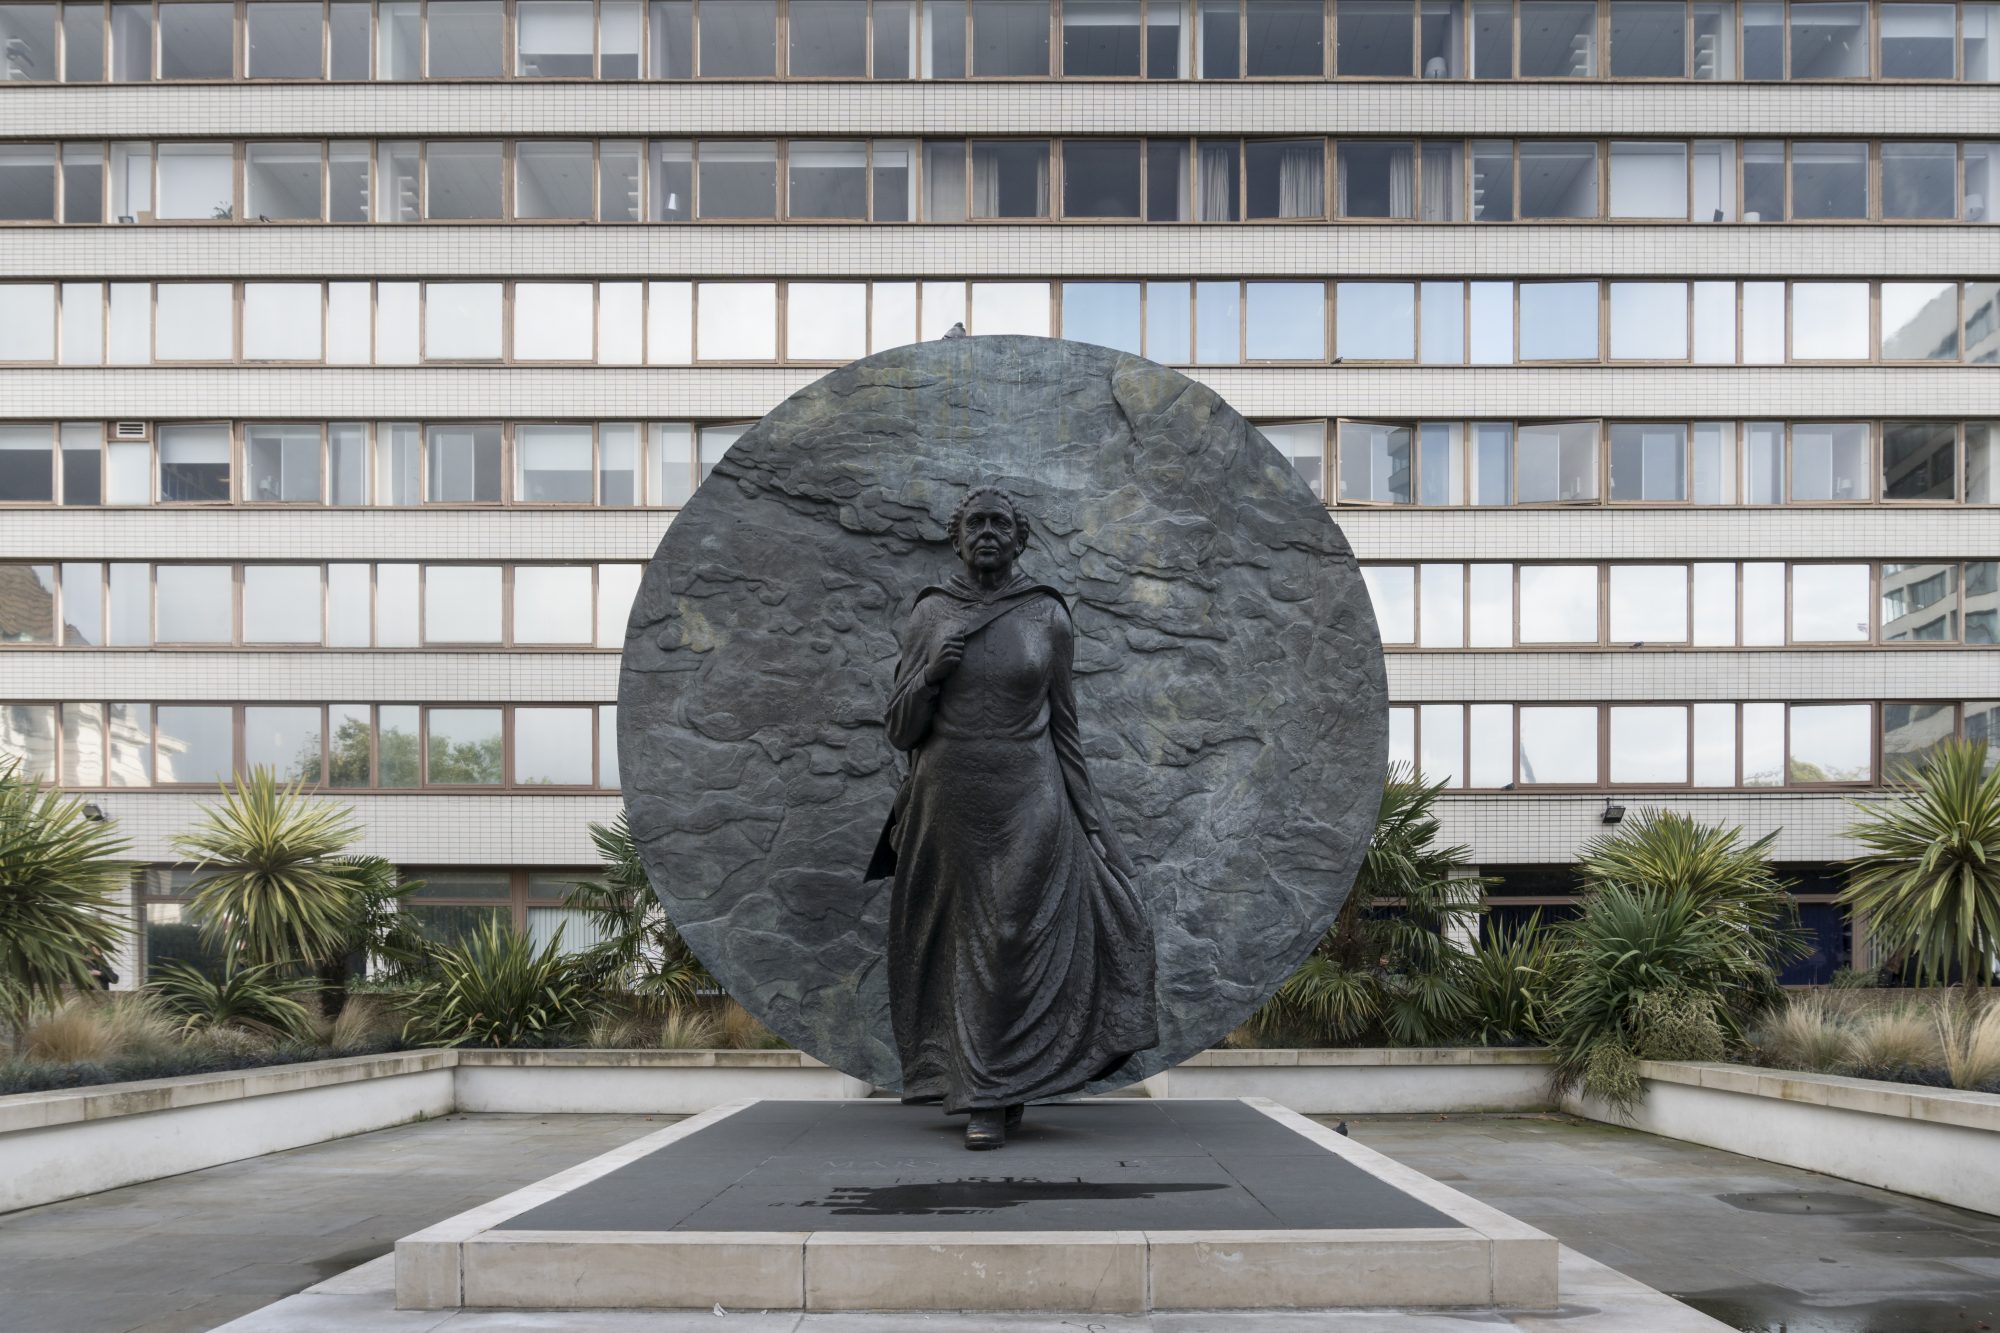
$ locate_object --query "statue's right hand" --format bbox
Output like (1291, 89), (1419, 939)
(925, 632), (966, 685)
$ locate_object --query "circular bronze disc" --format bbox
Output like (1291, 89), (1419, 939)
(618, 337), (1386, 1092)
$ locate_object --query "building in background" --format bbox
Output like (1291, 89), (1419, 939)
(0, 0), (1994, 986)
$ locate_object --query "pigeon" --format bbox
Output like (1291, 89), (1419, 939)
(941, 322), (967, 339)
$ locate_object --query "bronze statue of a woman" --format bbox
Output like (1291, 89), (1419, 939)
(866, 486), (1158, 1150)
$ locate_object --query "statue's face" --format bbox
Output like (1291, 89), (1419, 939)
(957, 500), (1019, 575)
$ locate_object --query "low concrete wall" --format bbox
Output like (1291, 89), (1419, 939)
(1144, 1047), (1555, 1113)
(0, 1051), (457, 1215)
(1565, 1061), (2000, 1217)
(453, 1049), (873, 1113)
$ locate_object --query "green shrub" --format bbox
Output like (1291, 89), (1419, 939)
(1462, 915), (1554, 1045)
(150, 960), (322, 1041)
(399, 918), (602, 1048)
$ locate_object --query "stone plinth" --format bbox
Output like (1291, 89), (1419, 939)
(396, 1097), (1558, 1313)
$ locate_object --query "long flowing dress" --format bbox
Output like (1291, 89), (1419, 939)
(867, 570), (1158, 1113)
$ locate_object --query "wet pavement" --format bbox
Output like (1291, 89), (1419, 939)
(1341, 1112), (2000, 1333)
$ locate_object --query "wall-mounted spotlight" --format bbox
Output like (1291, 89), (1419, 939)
(81, 802), (107, 823)
(1600, 799), (1626, 825)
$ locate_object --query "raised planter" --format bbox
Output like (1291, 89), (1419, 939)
(1563, 1060), (2000, 1217)
(1143, 1046), (1555, 1113)
(452, 1048), (871, 1113)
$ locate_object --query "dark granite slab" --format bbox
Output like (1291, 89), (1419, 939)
(497, 1100), (1454, 1234)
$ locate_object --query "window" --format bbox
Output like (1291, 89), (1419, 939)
(1063, 0), (1139, 74)
(872, 139), (916, 220)
(243, 567), (322, 643)
(1791, 563), (1870, 641)
(246, 424), (321, 502)
(971, 0), (1049, 74)
(1966, 143), (1999, 223)
(697, 281), (777, 358)
(651, 0), (693, 75)
(61, 423), (102, 505)
(1339, 0), (1411, 74)
(61, 145), (102, 223)
(1339, 422), (1415, 503)
(1518, 282), (1598, 361)
(1336, 282), (1414, 359)
(1608, 424), (1687, 501)
(1518, 142), (1596, 218)
(1609, 142), (1686, 219)
(517, 0), (595, 75)
(243, 283), (322, 360)
(699, 142), (777, 217)
(1883, 143), (1956, 219)
(1245, 282), (1324, 359)
(328, 565), (369, 646)
(0, 564), (54, 642)
(513, 284), (595, 361)
(1363, 566), (1415, 643)
(970, 140), (1049, 217)
(1420, 281), (1463, 362)
(1060, 282), (1141, 353)
(157, 143), (233, 219)
(1420, 564), (1463, 646)
(428, 0), (503, 75)
(1515, 422), (1598, 501)
(59, 563), (97, 645)
(1470, 0), (1511, 75)
(0, 4), (55, 80)
(245, 143), (320, 221)
(1519, 707), (1598, 784)
(515, 707), (592, 784)
(1609, 282), (1687, 359)
(1338, 141), (1415, 218)
(1609, 0), (1684, 76)
(971, 281), (1051, 334)
(1790, 0), (1867, 76)
(597, 565), (643, 647)
(1693, 140), (1736, 220)
(1610, 566), (1688, 643)
(159, 2), (232, 77)
(1881, 281), (1958, 360)
(425, 424), (501, 501)
(1063, 140), (1141, 217)
(1742, 140), (1784, 220)
(514, 425), (593, 502)
(1693, 281), (1736, 362)
(1789, 704), (1872, 783)
(789, 0), (868, 75)
(1518, 0), (1595, 75)
(1791, 142), (1867, 218)
(426, 142), (502, 219)
(788, 283), (869, 359)
(426, 709), (503, 784)
(701, 0), (775, 74)
(424, 566), (502, 642)
(155, 705), (232, 784)
(604, 4), (641, 77)
(1258, 422), (1325, 498)
(424, 283), (503, 360)
(158, 424), (230, 501)
(156, 565), (232, 642)
(1519, 566), (1597, 641)
(514, 566), (594, 643)
(248, 2), (323, 77)
(788, 142), (868, 219)
(1246, 0), (1321, 72)
(1883, 421), (1957, 500)
(328, 703), (371, 786)
(1881, 563), (1957, 641)
(515, 142), (593, 219)
(0, 285), (51, 364)
(0, 145), (55, 220)
(1790, 283), (1868, 360)
(1789, 422), (1871, 500)
(0, 425), (52, 502)
(1420, 423), (1465, 504)
(1610, 707), (1688, 784)
(378, 565), (418, 644)
(1246, 139), (1323, 218)
(1418, 0), (1463, 76)
(1195, 139), (1240, 219)
(1884, 703), (1954, 777)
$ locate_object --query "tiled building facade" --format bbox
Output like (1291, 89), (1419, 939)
(1, 0), (1994, 982)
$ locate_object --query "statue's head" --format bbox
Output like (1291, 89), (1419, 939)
(947, 485), (1030, 577)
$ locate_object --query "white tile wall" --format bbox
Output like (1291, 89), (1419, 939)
(1438, 791), (1890, 862)
(7, 225), (1993, 280)
(1336, 508), (2000, 562)
(1, 652), (621, 701)
(0, 509), (672, 561)
(1386, 650), (1987, 701)
(3, 81), (1990, 138)
(8, 365), (1997, 420)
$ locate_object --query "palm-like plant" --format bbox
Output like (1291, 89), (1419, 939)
(1462, 913), (1556, 1045)
(1579, 808), (1808, 959)
(399, 917), (603, 1047)
(149, 959), (320, 1041)
(173, 768), (363, 973)
(1254, 767), (1487, 1046)
(563, 814), (715, 1002)
(0, 760), (133, 1048)
(1840, 740), (2000, 988)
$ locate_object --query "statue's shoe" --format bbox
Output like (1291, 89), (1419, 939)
(1004, 1104), (1025, 1129)
(964, 1108), (1007, 1150)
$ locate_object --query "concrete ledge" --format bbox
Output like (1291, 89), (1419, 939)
(1145, 1047), (1555, 1112)
(452, 1047), (874, 1113)
(1565, 1061), (2000, 1217)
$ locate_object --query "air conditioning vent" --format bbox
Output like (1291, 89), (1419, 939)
(112, 421), (150, 441)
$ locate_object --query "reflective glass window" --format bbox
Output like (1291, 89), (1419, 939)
(0, 563), (55, 642)
(1882, 421), (1958, 500)
(1518, 142), (1596, 218)
(1881, 563), (1958, 641)
(157, 424), (230, 501)
(425, 708), (502, 784)
(423, 565), (501, 643)
(1518, 565), (1598, 641)
(1692, 422), (1737, 504)
(427, 0), (504, 75)
(697, 281), (778, 359)
(1364, 566), (1416, 644)
(700, 142), (777, 217)
(1609, 282), (1687, 360)
(1338, 0), (1413, 75)
(1693, 703), (1735, 784)
(1609, 423), (1688, 501)
(1790, 422), (1872, 500)
(1518, 0), (1594, 75)
(1337, 282), (1414, 359)
(424, 423), (501, 501)
(1519, 282), (1598, 360)
(1692, 562), (1735, 644)
(1791, 142), (1867, 218)
(514, 141), (592, 220)
(245, 424), (321, 502)
(0, 425), (53, 501)
(1790, 0), (1868, 76)
(514, 424), (593, 502)
(244, 706), (321, 783)
(1060, 282), (1142, 355)
(515, 707), (593, 785)
(1610, 706), (1688, 784)
(1519, 707), (1598, 784)
(155, 706), (232, 784)
(159, 2), (232, 77)
(1609, 0), (1684, 75)
(1515, 421), (1598, 501)
(1338, 142), (1415, 219)
(426, 142), (502, 219)
(516, 0), (595, 75)
(1788, 704), (1872, 783)
(1063, 0), (1139, 74)
(513, 565), (593, 643)
(1420, 703), (1463, 787)
(513, 284), (595, 362)
(1338, 422), (1412, 503)
(424, 283), (503, 360)
(327, 563), (369, 646)
(1882, 281), (1959, 360)
(1790, 283), (1869, 360)
(246, 142), (320, 222)
(788, 142), (868, 219)
(789, 0), (868, 74)
(701, 0), (775, 73)
(1419, 281), (1463, 363)
(156, 564), (232, 642)
(1609, 142), (1686, 219)
(1790, 563), (1871, 641)
(1420, 563), (1464, 647)
(1063, 140), (1141, 217)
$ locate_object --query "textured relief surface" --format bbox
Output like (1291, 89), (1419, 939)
(618, 337), (1386, 1092)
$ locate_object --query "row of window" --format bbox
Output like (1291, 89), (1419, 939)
(11, 136), (1994, 225)
(5, 277), (1994, 367)
(1388, 699), (1998, 788)
(0, 699), (622, 788)
(5, 0), (1995, 83)
(4, 557), (1988, 650)
(0, 420), (729, 505)
(1329, 419), (1998, 506)
(2, 418), (1995, 508)
(0, 559), (646, 647)
(4, 696), (1991, 791)
(1362, 560), (1998, 647)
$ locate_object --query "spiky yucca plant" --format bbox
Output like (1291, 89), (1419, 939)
(0, 760), (133, 1048)
(1579, 808), (1807, 957)
(1463, 914), (1556, 1045)
(173, 768), (363, 973)
(400, 918), (602, 1048)
(149, 959), (320, 1041)
(1840, 740), (2000, 988)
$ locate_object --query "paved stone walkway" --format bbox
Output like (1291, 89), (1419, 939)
(1345, 1112), (2000, 1333)
(0, 1112), (664, 1333)
(1, 1109), (1996, 1332)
